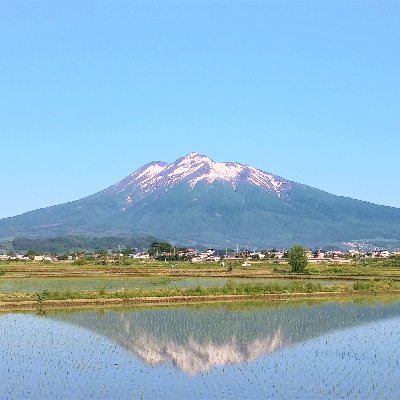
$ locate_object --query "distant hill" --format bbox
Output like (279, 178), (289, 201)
(1, 152), (399, 249)
(10, 235), (158, 254)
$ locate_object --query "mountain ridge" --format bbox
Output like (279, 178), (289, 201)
(106, 152), (291, 199)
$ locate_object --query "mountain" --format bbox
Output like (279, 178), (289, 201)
(1, 152), (400, 249)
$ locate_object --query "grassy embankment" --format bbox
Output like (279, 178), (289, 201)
(17, 280), (400, 300)
(1, 279), (400, 307)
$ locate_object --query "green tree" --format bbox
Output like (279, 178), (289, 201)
(288, 245), (308, 273)
(148, 242), (174, 256)
(122, 247), (136, 256)
(57, 253), (69, 261)
(24, 250), (39, 260)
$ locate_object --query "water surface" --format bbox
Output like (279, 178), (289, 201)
(1, 299), (399, 399)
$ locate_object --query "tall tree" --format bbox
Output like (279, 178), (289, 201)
(288, 245), (308, 273)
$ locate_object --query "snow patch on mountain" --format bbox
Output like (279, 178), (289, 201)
(135, 163), (167, 181)
(189, 162), (244, 188)
(246, 166), (287, 194)
(167, 154), (208, 184)
(110, 152), (291, 197)
(111, 161), (168, 193)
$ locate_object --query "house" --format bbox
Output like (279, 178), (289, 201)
(378, 250), (391, 258)
(249, 252), (265, 259)
(129, 253), (150, 259)
(33, 255), (55, 262)
(273, 251), (285, 259)
(191, 248), (220, 263)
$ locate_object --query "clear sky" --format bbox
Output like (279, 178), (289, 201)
(1, 1), (399, 219)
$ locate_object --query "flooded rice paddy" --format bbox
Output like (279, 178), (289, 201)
(1, 299), (400, 399)
(0, 276), (352, 293)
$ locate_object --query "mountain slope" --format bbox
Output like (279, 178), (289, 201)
(1, 153), (400, 249)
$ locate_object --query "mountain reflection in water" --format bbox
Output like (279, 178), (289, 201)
(47, 300), (400, 375)
(116, 327), (285, 374)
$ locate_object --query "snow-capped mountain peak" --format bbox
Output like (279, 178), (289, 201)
(110, 153), (291, 196)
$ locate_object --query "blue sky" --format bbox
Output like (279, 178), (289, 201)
(1, 1), (399, 218)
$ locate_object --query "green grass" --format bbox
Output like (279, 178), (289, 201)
(352, 279), (399, 292)
(9, 281), (340, 302)
(305, 258), (400, 277)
